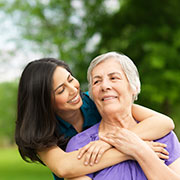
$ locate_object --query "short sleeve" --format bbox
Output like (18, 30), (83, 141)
(65, 132), (95, 179)
(86, 173), (94, 179)
(155, 131), (180, 166)
(66, 131), (92, 152)
(65, 124), (99, 179)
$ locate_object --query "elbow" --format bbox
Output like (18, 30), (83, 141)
(163, 115), (175, 132)
(54, 168), (65, 178)
(55, 170), (74, 179)
(54, 170), (67, 178)
(53, 168), (69, 178)
(54, 162), (75, 178)
(168, 117), (175, 131)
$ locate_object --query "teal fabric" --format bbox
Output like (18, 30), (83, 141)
(53, 92), (101, 180)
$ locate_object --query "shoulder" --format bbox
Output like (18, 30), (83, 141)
(82, 92), (97, 109)
(81, 92), (101, 124)
(66, 123), (100, 152)
(156, 131), (179, 146)
(155, 131), (180, 165)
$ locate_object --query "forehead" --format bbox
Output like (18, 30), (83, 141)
(92, 58), (124, 77)
(53, 66), (69, 83)
(53, 66), (69, 78)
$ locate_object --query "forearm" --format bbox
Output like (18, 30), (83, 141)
(131, 106), (174, 140)
(67, 176), (92, 180)
(39, 146), (130, 178)
(101, 128), (180, 179)
(132, 104), (174, 140)
(134, 144), (180, 180)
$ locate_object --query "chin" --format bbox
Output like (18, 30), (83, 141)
(108, 104), (122, 112)
(77, 100), (83, 108)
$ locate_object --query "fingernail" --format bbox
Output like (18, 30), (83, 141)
(84, 162), (88, 165)
(90, 162), (93, 166)
(77, 155), (81, 159)
(101, 136), (106, 140)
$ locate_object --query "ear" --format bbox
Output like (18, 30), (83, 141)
(129, 84), (138, 94)
(132, 86), (138, 101)
(133, 86), (138, 95)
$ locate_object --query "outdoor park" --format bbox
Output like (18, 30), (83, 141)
(0, 0), (180, 179)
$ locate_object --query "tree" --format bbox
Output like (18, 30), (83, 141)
(1, 0), (180, 137)
(93, 0), (180, 115)
(0, 82), (18, 145)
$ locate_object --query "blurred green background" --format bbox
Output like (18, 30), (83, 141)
(0, 0), (180, 179)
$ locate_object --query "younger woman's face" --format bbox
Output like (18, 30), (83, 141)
(52, 66), (82, 114)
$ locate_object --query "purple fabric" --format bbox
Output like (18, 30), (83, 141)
(66, 123), (180, 180)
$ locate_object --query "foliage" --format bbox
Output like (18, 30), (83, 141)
(0, 147), (52, 180)
(0, 81), (18, 145)
(1, 0), (180, 113)
(0, 0), (180, 141)
(86, 0), (180, 115)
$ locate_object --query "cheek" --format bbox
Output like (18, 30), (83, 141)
(55, 95), (67, 108)
(116, 84), (128, 94)
(92, 87), (102, 106)
(92, 87), (99, 98)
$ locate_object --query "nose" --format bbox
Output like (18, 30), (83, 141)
(100, 79), (111, 91)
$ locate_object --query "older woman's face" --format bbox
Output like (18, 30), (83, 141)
(91, 58), (134, 115)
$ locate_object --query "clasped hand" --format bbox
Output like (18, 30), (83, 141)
(99, 128), (169, 161)
(77, 140), (112, 166)
(76, 128), (169, 166)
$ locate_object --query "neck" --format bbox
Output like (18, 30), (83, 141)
(99, 111), (137, 135)
(57, 109), (84, 132)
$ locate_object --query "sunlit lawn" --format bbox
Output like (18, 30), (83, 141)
(0, 147), (53, 180)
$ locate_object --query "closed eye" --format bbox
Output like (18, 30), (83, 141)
(110, 76), (119, 80)
(93, 80), (101, 85)
(69, 77), (74, 83)
(108, 72), (122, 80)
(57, 87), (65, 94)
(68, 74), (74, 83)
(111, 77), (116, 80)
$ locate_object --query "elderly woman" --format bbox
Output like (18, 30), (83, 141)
(66, 52), (180, 180)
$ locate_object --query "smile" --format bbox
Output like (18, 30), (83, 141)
(68, 94), (80, 103)
(102, 96), (117, 101)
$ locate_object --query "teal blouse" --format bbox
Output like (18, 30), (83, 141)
(53, 92), (101, 180)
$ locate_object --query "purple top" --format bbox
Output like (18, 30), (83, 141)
(66, 123), (180, 180)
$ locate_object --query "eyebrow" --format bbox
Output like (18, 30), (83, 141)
(54, 74), (71, 92)
(92, 75), (101, 80)
(108, 72), (122, 76)
(93, 72), (122, 80)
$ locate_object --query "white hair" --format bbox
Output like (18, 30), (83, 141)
(87, 52), (141, 101)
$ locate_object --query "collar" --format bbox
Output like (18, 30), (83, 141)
(56, 115), (71, 129)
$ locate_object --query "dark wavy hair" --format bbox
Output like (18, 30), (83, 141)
(15, 58), (72, 164)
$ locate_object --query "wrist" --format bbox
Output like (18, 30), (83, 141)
(133, 142), (151, 160)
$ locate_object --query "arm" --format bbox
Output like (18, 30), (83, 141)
(77, 104), (171, 166)
(134, 148), (180, 180)
(67, 176), (92, 180)
(128, 132), (180, 180)
(101, 129), (180, 180)
(131, 104), (174, 140)
(38, 146), (130, 178)
(39, 104), (173, 178)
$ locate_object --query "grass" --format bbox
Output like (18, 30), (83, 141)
(0, 147), (53, 180)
